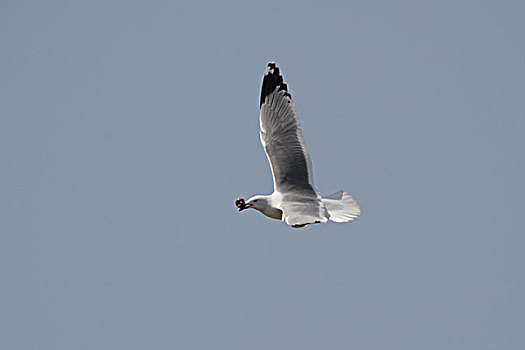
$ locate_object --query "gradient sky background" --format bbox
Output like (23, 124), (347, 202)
(2, 1), (524, 349)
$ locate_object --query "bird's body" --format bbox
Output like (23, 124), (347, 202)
(236, 63), (360, 228)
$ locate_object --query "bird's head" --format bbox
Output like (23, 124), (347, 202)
(235, 196), (268, 212)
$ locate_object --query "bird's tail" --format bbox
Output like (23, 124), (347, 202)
(322, 191), (361, 223)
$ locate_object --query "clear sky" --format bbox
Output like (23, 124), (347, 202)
(2, 0), (524, 349)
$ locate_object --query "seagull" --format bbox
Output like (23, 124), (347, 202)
(236, 62), (361, 228)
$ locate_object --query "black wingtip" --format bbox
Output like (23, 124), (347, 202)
(260, 62), (292, 108)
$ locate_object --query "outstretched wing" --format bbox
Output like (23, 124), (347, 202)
(259, 62), (315, 193)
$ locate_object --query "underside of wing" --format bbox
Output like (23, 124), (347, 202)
(278, 191), (329, 228)
(259, 63), (315, 192)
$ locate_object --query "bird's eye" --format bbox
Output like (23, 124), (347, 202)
(254, 199), (258, 202)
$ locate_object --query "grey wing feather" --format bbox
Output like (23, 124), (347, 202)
(259, 63), (315, 192)
(259, 63), (329, 227)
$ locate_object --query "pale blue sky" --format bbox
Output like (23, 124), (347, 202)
(2, 1), (524, 349)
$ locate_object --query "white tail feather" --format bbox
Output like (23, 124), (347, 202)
(322, 191), (361, 223)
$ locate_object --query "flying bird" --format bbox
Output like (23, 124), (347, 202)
(236, 62), (361, 228)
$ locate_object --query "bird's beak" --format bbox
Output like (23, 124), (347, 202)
(238, 203), (251, 211)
